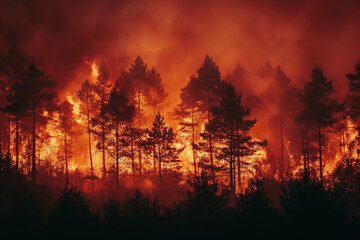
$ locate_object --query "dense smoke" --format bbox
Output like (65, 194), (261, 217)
(1, 0), (359, 95)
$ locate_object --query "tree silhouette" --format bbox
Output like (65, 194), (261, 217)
(298, 66), (342, 185)
(0, 50), (30, 160)
(174, 75), (202, 176)
(92, 61), (112, 181)
(0, 79), (10, 158)
(22, 62), (58, 184)
(58, 100), (76, 187)
(3, 80), (26, 170)
(104, 86), (135, 189)
(77, 80), (96, 190)
(188, 55), (226, 181)
(117, 56), (167, 175)
(346, 61), (360, 121)
(146, 112), (182, 177)
(210, 83), (265, 193)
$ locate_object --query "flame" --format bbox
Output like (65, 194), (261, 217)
(91, 61), (99, 81)
(84, 60), (99, 83)
(325, 117), (358, 177)
(66, 94), (82, 124)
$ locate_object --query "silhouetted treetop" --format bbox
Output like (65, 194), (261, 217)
(297, 66), (342, 125)
(346, 61), (360, 120)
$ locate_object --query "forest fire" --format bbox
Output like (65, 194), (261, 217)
(1, 0), (360, 238)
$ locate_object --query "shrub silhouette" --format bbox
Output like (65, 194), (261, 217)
(102, 189), (161, 238)
(180, 172), (229, 216)
(280, 178), (347, 237)
(47, 186), (98, 236)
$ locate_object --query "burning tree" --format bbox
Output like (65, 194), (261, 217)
(146, 112), (182, 177)
(210, 83), (266, 193)
(91, 61), (112, 181)
(186, 55), (227, 181)
(77, 80), (97, 190)
(57, 100), (76, 187)
(174, 75), (202, 176)
(298, 66), (342, 185)
(117, 56), (167, 175)
(103, 86), (135, 189)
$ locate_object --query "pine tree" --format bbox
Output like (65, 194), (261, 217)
(0, 50), (29, 159)
(298, 66), (342, 185)
(104, 87), (135, 189)
(117, 56), (167, 175)
(3, 80), (26, 170)
(19, 63), (58, 184)
(346, 61), (360, 121)
(174, 75), (202, 176)
(210, 83), (265, 193)
(146, 112), (182, 177)
(195, 55), (226, 180)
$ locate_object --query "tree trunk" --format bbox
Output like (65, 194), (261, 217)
(350, 160), (353, 192)
(8, 113), (11, 155)
(229, 156), (233, 193)
(305, 124), (310, 178)
(158, 145), (161, 177)
(31, 95), (36, 184)
(27, 135), (31, 175)
(138, 90), (142, 175)
(236, 126), (241, 192)
(115, 123), (119, 190)
(86, 95), (94, 191)
(0, 128), (2, 157)
(15, 115), (19, 170)
(230, 125), (235, 194)
(192, 108), (197, 176)
(318, 121), (323, 185)
(237, 154), (241, 192)
(131, 126), (135, 177)
(64, 129), (68, 188)
(301, 122), (307, 182)
(280, 113), (284, 181)
(207, 91), (214, 181)
(153, 145), (156, 175)
(102, 122), (107, 181)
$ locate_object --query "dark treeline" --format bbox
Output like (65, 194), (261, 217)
(1, 154), (360, 239)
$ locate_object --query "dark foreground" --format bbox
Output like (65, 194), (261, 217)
(1, 156), (360, 239)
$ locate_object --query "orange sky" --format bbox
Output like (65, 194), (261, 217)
(1, 0), (360, 121)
